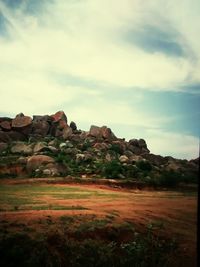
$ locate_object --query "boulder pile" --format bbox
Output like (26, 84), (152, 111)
(0, 111), (198, 186)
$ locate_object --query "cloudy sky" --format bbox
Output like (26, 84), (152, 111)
(0, 0), (199, 159)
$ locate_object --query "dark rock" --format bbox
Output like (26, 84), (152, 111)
(70, 121), (77, 131)
(32, 116), (51, 137)
(142, 153), (166, 166)
(7, 131), (26, 141)
(0, 118), (12, 131)
(0, 131), (11, 142)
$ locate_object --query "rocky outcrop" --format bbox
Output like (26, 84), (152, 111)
(0, 111), (198, 183)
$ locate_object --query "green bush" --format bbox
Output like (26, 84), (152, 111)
(109, 144), (122, 155)
(102, 160), (124, 179)
(136, 160), (152, 172)
(0, 229), (178, 267)
(159, 170), (182, 187)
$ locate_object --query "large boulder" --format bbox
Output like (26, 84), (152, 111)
(51, 111), (67, 123)
(50, 111), (72, 140)
(128, 138), (150, 155)
(89, 125), (101, 138)
(89, 125), (117, 140)
(11, 142), (33, 155)
(70, 121), (77, 131)
(101, 126), (116, 140)
(33, 142), (48, 153)
(63, 126), (73, 139)
(31, 115), (52, 136)
(12, 113), (32, 128)
(26, 155), (55, 173)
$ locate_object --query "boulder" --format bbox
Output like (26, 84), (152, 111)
(101, 126), (116, 140)
(128, 145), (142, 154)
(11, 142), (33, 155)
(33, 142), (48, 153)
(119, 155), (129, 163)
(32, 116), (50, 137)
(129, 139), (139, 147)
(89, 125), (101, 138)
(89, 125), (117, 140)
(12, 113), (32, 128)
(26, 155), (55, 173)
(138, 139), (147, 148)
(51, 111), (67, 123)
(63, 126), (73, 139)
(70, 121), (77, 131)
(0, 118), (12, 131)
(7, 131), (26, 141)
(129, 155), (143, 163)
(48, 146), (58, 154)
(75, 153), (86, 163)
(93, 142), (109, 151)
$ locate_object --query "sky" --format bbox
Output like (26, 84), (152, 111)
(0, 0), (199, 160)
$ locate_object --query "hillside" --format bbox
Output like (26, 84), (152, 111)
(0, 111), (198, 187)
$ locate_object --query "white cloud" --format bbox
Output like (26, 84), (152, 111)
(146, 129), (199, 160)
(0, 0), (199, 159)
(0, 0), (199, 90)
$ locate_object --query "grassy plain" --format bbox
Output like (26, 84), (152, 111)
(0, 178), (197, 267)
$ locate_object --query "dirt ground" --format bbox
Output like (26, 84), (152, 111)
(0, 178), (197, 266)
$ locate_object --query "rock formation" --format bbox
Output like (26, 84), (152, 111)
(0, 111), (198, 185)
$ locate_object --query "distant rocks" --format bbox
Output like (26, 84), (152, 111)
(0, 111), (198, 183)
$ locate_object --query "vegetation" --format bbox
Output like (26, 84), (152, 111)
(0, 222), (178, 267)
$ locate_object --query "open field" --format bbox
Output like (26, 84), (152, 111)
(0, 178), (197, 267)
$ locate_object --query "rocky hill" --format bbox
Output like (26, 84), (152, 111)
(0, 111), (198, 186)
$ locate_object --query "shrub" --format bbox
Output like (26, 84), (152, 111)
(136, 160), (152, 172)
(102, 160), (124, 179)
(109, 144), (122, 155)
(159, 170), (182, 187)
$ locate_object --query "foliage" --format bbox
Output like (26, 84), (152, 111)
(159, 170), (182, 187)
(102, 160), (124, 179)
(0, 226), (178, 267)
(136, 160), (152, 172)
(109, 144), (122, 155)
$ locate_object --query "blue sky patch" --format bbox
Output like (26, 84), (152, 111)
(125, 25), (184, 57)
(0, 12), (8, 37)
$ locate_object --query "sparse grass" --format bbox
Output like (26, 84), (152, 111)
(0, 184), (121, 212)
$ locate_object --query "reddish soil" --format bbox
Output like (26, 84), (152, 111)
(0, 179), (197, 266)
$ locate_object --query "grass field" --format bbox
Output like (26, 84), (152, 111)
(0, 178), (197, 267)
